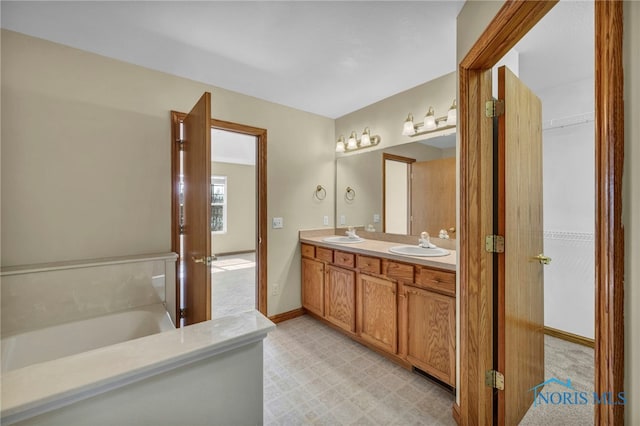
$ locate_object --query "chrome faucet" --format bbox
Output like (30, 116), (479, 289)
(419, 232), (434, 248)
(438, 229), (450, 239)
(345, 226), (358, 239)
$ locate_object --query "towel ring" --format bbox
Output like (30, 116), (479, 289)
(345, 186), (356, 201)
(315, 185), (327, 200)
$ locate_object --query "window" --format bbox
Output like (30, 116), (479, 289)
(211, 176), (227, 233)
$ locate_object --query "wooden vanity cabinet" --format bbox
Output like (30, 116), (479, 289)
(301, 256), (324, 317)
(404, 270), (456, 386)
(301, 243), (357, 333)
(300, 241), (456, 387)
(357, 274), (397, 353)
(325, 264), (356, 333)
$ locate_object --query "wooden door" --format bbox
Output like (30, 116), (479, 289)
(302, 257), (324, 317)
(497, 66), (545, 425)
(357, 274), (397, 353)
(405, 285), (456, 386)
(182, 92), (212, 325)
(324, 264), (356, 333)
(410, 157), (456, 236)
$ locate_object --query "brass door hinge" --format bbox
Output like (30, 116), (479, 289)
(485, 99), (505, 118)
(179, 225), (186, 235)
(485, 235), (505, 253)
(486, 370), (505, 390)
(176, 138), (185, 151)
(179, 308), (186, 319)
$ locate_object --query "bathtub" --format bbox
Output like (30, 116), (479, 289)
(1, 253), (274, 425)
(1, 303), (174, 372)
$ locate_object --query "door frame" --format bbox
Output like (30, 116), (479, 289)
(171, 111), (268, 320)
(458, 1), (624, 424)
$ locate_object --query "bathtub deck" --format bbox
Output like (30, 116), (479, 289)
(1, 310), (274, 425)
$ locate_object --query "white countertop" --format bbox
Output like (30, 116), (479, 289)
(1, 310), (275, 424)
(300, 235), (456, 272)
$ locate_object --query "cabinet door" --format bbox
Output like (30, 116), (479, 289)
(358, 274), (397, 354)
(405, 285), (455, 386)
(302, 257), (324, 317)
(325, 265), (356, 333)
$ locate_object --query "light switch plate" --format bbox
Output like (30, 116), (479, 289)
(340, 215), (346, 226)
(272, 217), (284, 229)
(323, 216), (329, 226)
(373, 214), (380, 223)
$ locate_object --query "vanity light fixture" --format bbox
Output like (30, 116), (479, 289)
(402, 99), (457, 137)
(336, 128), (381, 152)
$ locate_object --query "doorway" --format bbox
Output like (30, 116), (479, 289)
(210, 128), (257, 319)
(171, 109), (268, 326)
(496, 4), (596, 423)
(458, 2), (624, 425)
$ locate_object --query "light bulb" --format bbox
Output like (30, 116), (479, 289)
(447, 99), (457, 126)
(360, 128), (371, 146)
(402, 114), (415, 136)
(347, 131), (358, 150)
(423, 107), (436, 130)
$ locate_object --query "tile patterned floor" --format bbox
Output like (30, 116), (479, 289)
(263, 315), (456, 425)
(264, 316), (595, 425)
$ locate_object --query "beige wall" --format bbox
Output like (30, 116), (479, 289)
(0, 30), (335, 316)
(335, 72), (456, 153)
(210, 161), (255, 255)
(624, 2), (639, 423)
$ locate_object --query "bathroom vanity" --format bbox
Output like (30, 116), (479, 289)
(299, 232), (456, 387)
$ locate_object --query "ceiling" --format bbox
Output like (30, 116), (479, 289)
(1, 1), (592, 120)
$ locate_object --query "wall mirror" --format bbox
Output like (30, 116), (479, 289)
(335, 133), (456, 239)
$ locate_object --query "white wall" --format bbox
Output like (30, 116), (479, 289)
(538, 78), (595, 339)
(0, 30), (335, 317)
(624, 2), (640, 424)
(210, 161), (255, 255)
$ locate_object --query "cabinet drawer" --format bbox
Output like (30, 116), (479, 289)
(334, 251), (355, 268)
(357, 255), (381, 274)
(316, 247), (334, 263)
(415, 267), (455, 296)
(382, 260), (414, 282)
(301, 243), (315, 258)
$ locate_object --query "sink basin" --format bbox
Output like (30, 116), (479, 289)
(389, 245), (449, 257)
(323, 236), (365, 244)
